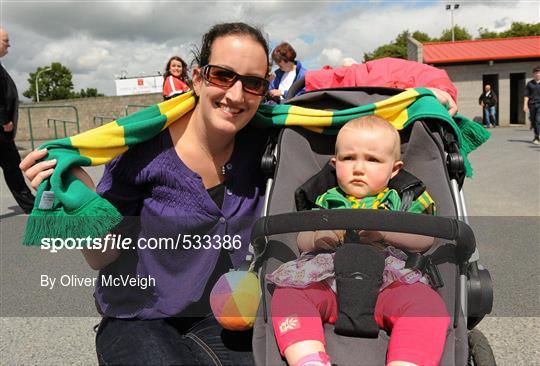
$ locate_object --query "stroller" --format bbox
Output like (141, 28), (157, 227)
(250, 85), (495, 365)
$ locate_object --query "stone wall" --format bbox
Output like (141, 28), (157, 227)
(407, 36), (423, 63)
(16, 93), (163, 147)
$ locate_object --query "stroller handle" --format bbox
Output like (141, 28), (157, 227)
(251, 209), (475, 264)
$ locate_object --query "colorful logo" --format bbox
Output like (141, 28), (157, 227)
(279, 316), (300, 334)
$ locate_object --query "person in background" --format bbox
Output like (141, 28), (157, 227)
(524, 66), (540, 145)
(0, 27), (35, 214)
(268, 42), (306, 101)
(478, 84), (497, 128)
(162, 56), (191, 100)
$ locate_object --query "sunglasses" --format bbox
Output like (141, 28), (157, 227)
(201, 65), (269, 96)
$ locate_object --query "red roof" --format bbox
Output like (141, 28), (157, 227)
(423, 36), (540, 64)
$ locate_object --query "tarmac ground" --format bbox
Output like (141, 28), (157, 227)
(1, 126), (539, 365)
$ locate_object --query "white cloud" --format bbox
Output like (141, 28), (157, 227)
(77, 48), (111, 70)
(1, 0), (537, 99)
(319, 48), (344, 68)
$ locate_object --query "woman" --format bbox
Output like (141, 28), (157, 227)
(21, 22), (270, 365)
(268, 42), (306, 101)
(162, 55), (191, 100)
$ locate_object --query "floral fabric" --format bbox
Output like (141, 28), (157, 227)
(266, 187), (435, 291)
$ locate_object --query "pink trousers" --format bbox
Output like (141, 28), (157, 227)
(271, 281), (450, 366)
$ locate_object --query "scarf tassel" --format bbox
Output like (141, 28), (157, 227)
(23, 196), (123, 246)
(454, 116), (491, 177)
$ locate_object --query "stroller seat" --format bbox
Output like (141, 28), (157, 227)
(251, 88), (492, 366)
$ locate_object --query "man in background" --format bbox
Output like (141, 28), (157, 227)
(478, 84), (497, 128)
(0, 27), (35, 213)
(524, 67), (540, 145)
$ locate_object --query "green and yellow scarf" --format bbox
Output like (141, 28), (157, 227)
(23, 88), (488, 245)
(316, 187), (436, 214)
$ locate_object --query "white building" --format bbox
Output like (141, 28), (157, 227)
(408, 36), (540, 125)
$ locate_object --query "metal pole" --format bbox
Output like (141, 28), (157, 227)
(446, 4), (459, 42)
(35, 77), (39, 103)
(451, 8), (455, 42)
(35, 67), (51, 103)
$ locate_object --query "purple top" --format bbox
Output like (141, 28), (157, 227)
(94, 126), (267, 319)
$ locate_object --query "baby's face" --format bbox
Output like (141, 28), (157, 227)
(333, 127), (402, 198)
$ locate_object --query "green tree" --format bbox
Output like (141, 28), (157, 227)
(83, 88), (103, 98)
(396, 30), (432, 45)
(364, 44), (406, 62)
(363, 22), (538, 62)
(478, 27), (499, 39)
(364, 30), (432, 61)
(479, 22), (540, 39)
(72, 88), (105, 98)
(437, 26), (472, 41)
(23, 62), (75, 101)
(497, 22), (539, 37)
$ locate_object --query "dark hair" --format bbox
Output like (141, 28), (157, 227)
(534, 66), (540, 73)
(271, 42), (297, 64)
(192, 22), (270, 74)
(163, 56), (189, 83)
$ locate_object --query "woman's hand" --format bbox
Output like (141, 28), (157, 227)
(20, 148), (95, 190)
(427, 87), (458, 117)
(20, 149), (56, 189)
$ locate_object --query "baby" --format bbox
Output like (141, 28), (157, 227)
(268, 116), (450, 366)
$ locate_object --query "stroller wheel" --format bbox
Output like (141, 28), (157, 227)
(467, 329), (496, 366)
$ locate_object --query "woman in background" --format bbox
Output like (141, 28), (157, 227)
(268, 42), (306, 101)
(162, 55), (191, 100)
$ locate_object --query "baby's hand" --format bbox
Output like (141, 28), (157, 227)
(357, 230), (387, 250)
(313, 230), (343, 251)
(426, 87), (458, 116)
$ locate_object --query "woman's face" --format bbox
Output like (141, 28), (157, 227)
(192, 35), (267, 135)
(169, 60), (183, 77)
(277, 60), (294, 72)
